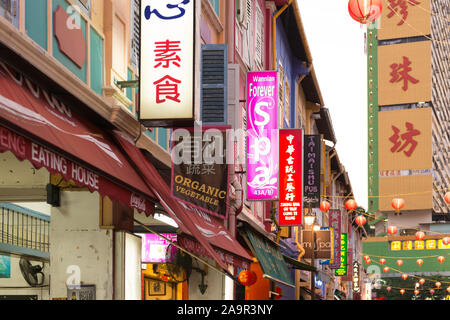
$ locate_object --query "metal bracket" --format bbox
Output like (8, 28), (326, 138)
(114, 79), (139, 89)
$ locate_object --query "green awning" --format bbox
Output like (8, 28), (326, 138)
(368, 216), (387, 226)
(283, 255), (316, 272)
(243, 229), (295, 288)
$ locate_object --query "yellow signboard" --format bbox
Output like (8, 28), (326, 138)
(426, 240), (436, 250)
(378, 0), (431, 40)
(438, 240), (450, 250)
(378, 41), (431, 106)
(391, 241), (402, 251)
(402, 241), (413, 251)
(378, 108), (432, 171)
(414, 240), (425, 250)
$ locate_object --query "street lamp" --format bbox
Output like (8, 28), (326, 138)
(305, 211), (316, 227)
(304, 210), (318, 300)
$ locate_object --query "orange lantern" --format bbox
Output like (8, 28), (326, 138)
(437, 256), (445, 264)
(379, 258), (386, 265)
(396, 260), (403, 267)
(419, 278), (426, 285)
(383, 266), (390, 273)
(444, 192), (450, 204)
(387, 226), (398, 235)
(442, 237), (450, 245)
(320, 200), (331, 213)
(435, 282), (441, 288)
(345, 199), (357, 211)
(400, 289), (405, 295)
(430, 289), (435, 295)
(355, 215), (367, 226)
(415, 231), (425, 240)
(414, 290), (419, 296)
(386, 286), (391, 292)
(446, 287), (450, 293)
(348, 0), (383, 24)
(238, 270), (257, 286)
(391, 198), (405, 213)
(401, 274), (408, 280)
(416, 259), (424, 266)
(364, 255), (370, 261)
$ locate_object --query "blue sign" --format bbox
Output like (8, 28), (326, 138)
(144, 0), (191, 20)
(0, 254), (11, 278)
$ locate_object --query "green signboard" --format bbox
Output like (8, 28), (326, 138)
(245, 229), (294, 287)
(335, 233), (348, 277)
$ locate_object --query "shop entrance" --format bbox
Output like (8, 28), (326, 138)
(143, 277), (177, 300)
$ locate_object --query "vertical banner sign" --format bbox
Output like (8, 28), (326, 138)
(335, 233), (348, 276)
(278, 129), (303, 226)
(352, 261), (360, 294)
(139, 0), (195, 126)
(246, 71), (278, 201)
(304, 135), (321, 208)
(329, 209), (342, 269)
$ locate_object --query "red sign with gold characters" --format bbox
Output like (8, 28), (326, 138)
(278, 129), (303, 226)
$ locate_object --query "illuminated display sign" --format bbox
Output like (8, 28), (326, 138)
(335, 233), (348, 277)
(246, 71), (278, 201)
(139, 0), (196, 126)
(426, 240), (436, 250)
(303, 135), (321, 207)
(278, 129), (303, 226)
(140, 233), (178, 263)
(352, 261), (360, 294)
(414, 240), (425, 250)
(390, 239), (450, 251)
(391, 241), (402, 251)
(329, 209), (341, 269)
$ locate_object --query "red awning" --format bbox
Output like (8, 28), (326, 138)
(0, 62), (156, 216)
(113, 131), (253, 271)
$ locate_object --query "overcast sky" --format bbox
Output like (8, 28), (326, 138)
(297, 0), (369, 209)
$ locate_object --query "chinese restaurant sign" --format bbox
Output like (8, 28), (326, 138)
(378, 41), (431, 106)
(378, 0), (431, 40)
(140, 234), (178, 263)
(278, 129), (303, 226)
(139, 0), (195, 126)
(171, 127), (229, 219)
(303, 135), (321, 208)
(335, 233), (348, 277)
(246, 71), (278, 201)
(390, 239), (450, 251)
(329, 209), (342, 269)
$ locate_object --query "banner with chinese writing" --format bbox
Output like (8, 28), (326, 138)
(352, 261), (361, 294)
(378, 0), (431, 40)
(139, 0), (196, 126)
(171, 127), (229, 219)
(378, 41), (431, 106)
(303, 135), (321, 208)
(278, 129), (303, 226)
(335, 233), (348, 277)
(246, 71), (278, 201)
(329, 209), (342, 269)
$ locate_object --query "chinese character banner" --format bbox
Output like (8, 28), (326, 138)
(139, 0), (195, 123)
(303, 135), (321, 208)
(246, 71), (278, 201)
(278, 129), (303, 226)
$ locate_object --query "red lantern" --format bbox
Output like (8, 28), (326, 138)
(430, 289), (435, 295)
(396, 260), (403, 267)
(366, 258), (372, 264)
(238, 270), (257, 286)
(446, 287), (450, 293)
(414, 290), (419, 296)
(161, 275), (169, 282)
(419, 278), (426, 285)
(400, 289), (405, 295)
(437, 256), (445, 264)
(442, 237), (450, 245)
(274, 286), (283, 300)
(348, 0), (383, 24)
(435, 282), (441, 288)
(364, 255), (370, 261)
(379, 258), (386, 265)
(386, 286), (391, 292)
(416, 259), (424, 266)
(415, 231), (425, 240)
(345, 199), (357, 211)
(320, 200), (331, 213)
(401, 274), (408, 280)
(355, 215), (367, 226)
(391, 198), (405, 213)
(387, 226), (398, 235)
(444, 192), (450, 204)
(383, 266), (390, 273)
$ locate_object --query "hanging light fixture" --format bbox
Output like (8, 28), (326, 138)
(320, 200), (331, 213)
(383, 266), (390, 273)
(379, 258), (386, 265)
(304, 211), (316, 227)
(396, 260), (403, 267)
(414, 290), (420, 296)
(391, 198), (405, 215)
(437, 256), (445, 264)
(419, 278), (426, 285)
(400, 289), (405, 295)
(435, 282), (441, 289)
(355, 215), (367, 226)
(401, 274), (408, 280)
(348, 0), (383, 24)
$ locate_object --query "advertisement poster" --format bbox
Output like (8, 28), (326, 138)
(303, 135), (321, 208)
(246, 71), (278, 201)
(302, 230), (332, 260)
(140, 234), (178, 264)
(171, 127), (229, 219)
(278, 129), (303, 226)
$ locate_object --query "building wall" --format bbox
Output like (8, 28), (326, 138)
(188, 260), (224, 300)
(50, 190), (113, 300)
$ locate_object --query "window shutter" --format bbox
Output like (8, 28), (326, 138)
(255, 3), (264, 70)
(201, 44), (228, 125)
(130, 0), (140, 71)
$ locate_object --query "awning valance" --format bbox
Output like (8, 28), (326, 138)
(0, 62), (156, 215)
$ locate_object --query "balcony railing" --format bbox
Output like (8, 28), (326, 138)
(0, 203), (50, 260)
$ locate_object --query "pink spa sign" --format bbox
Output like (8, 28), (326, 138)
(246, 71), (278, 201)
